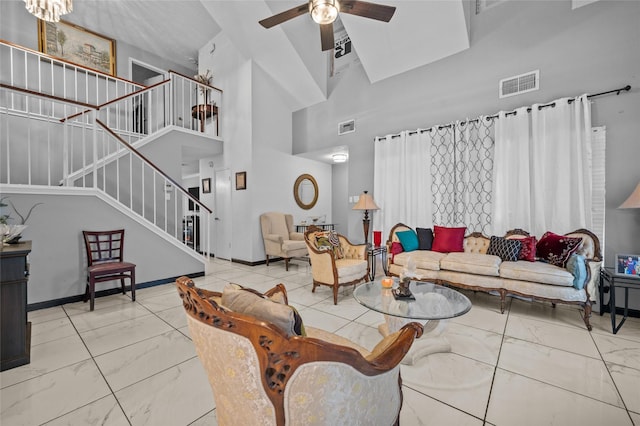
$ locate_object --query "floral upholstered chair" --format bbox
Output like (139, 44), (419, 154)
(304, 225), (369, 304)
(176, 276), (422, 426)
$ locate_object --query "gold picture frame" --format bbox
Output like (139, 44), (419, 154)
(38, 19), (117, 76)
(235, 172), (246, 190)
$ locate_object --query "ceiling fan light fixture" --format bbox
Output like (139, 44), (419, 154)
(24, 0), (72, 22)
(310, 0), (339, 25)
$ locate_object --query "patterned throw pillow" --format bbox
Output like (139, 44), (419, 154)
(507, 235), (538, 262)
(314, 230), (344, 259)
(487, 236), (522, 262)
(518, 236), (537, 262)
(536, 231), (583, 268)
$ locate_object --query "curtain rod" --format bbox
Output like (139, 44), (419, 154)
(392, 84), (631, 139)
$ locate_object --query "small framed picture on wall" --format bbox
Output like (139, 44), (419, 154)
(202, 178), (211, 194)
(236, 172), (246, 190)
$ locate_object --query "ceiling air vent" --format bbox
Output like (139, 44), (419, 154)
(338, 119), (355, 136)
(499, 70), (540, 98)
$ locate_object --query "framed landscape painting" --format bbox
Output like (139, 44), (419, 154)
(38, 20), (116, 76)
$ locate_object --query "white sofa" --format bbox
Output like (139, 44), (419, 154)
(386, 224), (602, 330)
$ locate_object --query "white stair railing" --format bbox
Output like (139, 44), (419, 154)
(1, 86), (211, 258)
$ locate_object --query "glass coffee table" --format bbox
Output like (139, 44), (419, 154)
(354, 278), (472, 365)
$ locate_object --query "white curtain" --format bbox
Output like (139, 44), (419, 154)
(373, 131), (432, 239)
(492, 95), (593, 236)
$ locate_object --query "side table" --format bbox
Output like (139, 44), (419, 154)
(599, 267), (640, 334)
(367, 245), (388, 280)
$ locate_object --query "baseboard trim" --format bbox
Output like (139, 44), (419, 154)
(599, 305), (640, 319)
(27, 271), (205, 312)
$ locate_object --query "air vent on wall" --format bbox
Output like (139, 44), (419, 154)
(338, 119), (356, 136)
(499, 70), (540, 98)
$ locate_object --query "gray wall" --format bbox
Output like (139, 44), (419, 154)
(293, 1), (640, 307)
(3, 193), (203, 305)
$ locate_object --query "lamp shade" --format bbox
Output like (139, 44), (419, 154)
(353, 191), (379, 211)
(619, 182), (640, 209)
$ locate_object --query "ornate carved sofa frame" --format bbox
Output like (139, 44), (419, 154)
(386, 224), (602, 330)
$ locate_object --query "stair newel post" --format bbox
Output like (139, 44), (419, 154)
(62, 108), (69, 186)
(91, 109), (98, 190)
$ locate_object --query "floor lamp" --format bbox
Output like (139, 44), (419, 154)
(619, 182), (640, 209)
(353, 191), (379, 246)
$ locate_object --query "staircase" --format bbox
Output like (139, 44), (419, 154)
(0, 40), (222, 261)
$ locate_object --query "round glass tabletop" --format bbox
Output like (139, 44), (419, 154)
(353, 278), (472, 320)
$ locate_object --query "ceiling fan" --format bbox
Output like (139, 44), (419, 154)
(259, 0), (396, 51)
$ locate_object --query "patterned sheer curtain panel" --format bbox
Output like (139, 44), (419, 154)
(452, 118), (495, 234)
(373, 131), (433, 238)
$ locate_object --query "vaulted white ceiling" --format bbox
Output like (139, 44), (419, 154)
(61, 0), (470, 110)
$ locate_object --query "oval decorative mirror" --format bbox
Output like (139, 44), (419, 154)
(294, 174), (318, 210)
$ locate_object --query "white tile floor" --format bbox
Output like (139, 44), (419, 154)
(2, 257), (640, 425)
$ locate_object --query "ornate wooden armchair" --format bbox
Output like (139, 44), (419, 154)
(304, 225), (369, 304)
(176, 276), (423, 426)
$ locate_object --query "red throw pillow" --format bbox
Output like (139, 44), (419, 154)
(431, 225), (466, 253)
(390, 241), (404, 262)
(506, 234), (537, 262)
(518, 236), (537, 262)
(536, 232), (582, 267)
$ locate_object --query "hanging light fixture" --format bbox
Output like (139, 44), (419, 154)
(24, 0), (72, 22)
(310, 0), (339, 25)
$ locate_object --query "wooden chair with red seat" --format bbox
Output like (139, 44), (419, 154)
(82, 229), (136, 311)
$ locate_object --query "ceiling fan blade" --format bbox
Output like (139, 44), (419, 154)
(320, 23), (334, 51)
(339, 0), (396, 22)
(259, 3), (309, 29)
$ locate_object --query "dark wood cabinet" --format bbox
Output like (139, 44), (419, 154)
(1, 241), (31, 371)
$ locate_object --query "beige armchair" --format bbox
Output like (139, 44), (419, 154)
(176, 277), (423, 426)
(304, 225), (370, 304)
(260, 212), (308, 271)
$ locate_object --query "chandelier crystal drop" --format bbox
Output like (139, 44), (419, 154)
(24, 0), (73, 22)
(310, 0), (339, 25)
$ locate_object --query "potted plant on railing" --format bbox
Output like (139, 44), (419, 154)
(192, 69), (215, 132)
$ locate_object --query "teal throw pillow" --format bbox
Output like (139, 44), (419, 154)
(397, 229), (419, 252)
(566, 253), (587, 290)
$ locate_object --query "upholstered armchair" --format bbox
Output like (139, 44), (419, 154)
(304, 226), (369, 304)
(260, 212), (308, 271)
(176, 276), (423, 426)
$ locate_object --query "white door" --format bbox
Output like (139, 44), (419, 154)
(214, 169), (232, 260)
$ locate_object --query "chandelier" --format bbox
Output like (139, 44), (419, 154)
(24, 0), (73, 22)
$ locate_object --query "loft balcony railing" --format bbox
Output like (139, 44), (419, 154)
(1, 40), (222, 137)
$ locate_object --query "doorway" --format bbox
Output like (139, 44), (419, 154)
(130, 59), (167, 134)
(215, 169), (232, 260)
